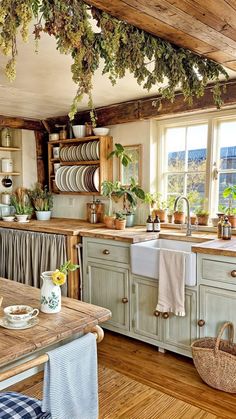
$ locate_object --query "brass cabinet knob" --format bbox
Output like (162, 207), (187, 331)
(162, 312), (169, 319)
(103, 249), (110, 255)
(122, 297), (128, 304)
(231, 270), (236, 278)
(198, 319), (205, 327)
(153, 310), (161, 317)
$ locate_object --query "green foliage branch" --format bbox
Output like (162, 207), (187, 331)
(0, 0), (229, 121)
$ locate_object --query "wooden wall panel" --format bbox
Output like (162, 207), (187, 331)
(34, 131), (48, 186)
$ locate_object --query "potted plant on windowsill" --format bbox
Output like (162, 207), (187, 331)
(10, 188), (33, 222)
(29, 184), (53, 221)
(152, 193), (167, 222)
(173, 200), (185, 224)
(187, 190), (200, 225)
(222, 185), (236, 228)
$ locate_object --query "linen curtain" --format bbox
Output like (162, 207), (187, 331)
(0, 228), (67, 295)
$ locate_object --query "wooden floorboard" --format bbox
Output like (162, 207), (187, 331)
(5, 331), (236, 418)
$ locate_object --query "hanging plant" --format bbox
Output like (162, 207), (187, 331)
(0, 0), (229, 121)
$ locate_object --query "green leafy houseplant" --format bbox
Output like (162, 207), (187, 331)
(29, 184), (53, 211)
(0, 1), (228, 121)
(195, 199), (210, 225)
(222, 185), (236, 227)
(101, 180), (120, 217)
(116, 178), (145, 215)
(108, 144), (132, 167)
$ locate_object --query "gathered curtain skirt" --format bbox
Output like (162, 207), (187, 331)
(0, 228), (67, 295)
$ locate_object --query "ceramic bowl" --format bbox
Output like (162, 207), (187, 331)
(93, 127), (109, 136)
(72, 125), (86, 138)
(2, 216), (15, 222)
(4, 305), (39, 326)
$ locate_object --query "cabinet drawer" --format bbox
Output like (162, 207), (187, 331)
(201, 258), (236, 285)
(87, 241), (130, 264)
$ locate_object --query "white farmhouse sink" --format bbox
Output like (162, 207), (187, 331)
(130, 239), (197, 286)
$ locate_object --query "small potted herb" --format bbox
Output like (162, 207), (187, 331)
(10, 188), (33, 222)
(101, 180), (120, 228)
(173, 200), (185, 224)
(195, 199), (209, 225)
(29, 183), (53, 221)
(115, 211), (126, 230)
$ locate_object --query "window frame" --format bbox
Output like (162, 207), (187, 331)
(156, 109), (236, 217)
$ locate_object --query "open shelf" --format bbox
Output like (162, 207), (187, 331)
(0, 172), (20, 176)
(0, 147), (21, 151)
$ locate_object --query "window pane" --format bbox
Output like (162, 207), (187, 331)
(187, 173), (206, 210)
(166, 127), (185, 172)
(187, 124), (207, 172)
(167, 174), (184, 195)
(218, 172), (236, 211)
(218, 121), (236, 170)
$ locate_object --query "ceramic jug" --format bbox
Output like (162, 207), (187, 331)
(40, 271), (61, 313)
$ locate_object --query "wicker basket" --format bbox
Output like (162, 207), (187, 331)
(191, 322), (236, 393)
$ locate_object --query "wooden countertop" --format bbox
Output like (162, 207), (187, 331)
(192, 237), (236, 257)
(0, 218), (105, 236)
(0, 277), (111, 367)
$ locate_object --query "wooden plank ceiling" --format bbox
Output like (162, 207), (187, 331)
(85, 0), (236, 71)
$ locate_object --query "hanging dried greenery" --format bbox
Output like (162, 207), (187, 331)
(0, 0), (229, 122)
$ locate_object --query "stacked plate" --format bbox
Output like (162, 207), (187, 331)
(55, 165), (99, 192)
(60, 141), (99, 162)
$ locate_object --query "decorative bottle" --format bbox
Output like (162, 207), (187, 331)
(153, 215), (161, 232)
(222, 217), (232, 240)
(146, 215), (153, 232)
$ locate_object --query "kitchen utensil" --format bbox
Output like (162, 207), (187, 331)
(2, 177), (12, 188)
(1, 128), (12, 147)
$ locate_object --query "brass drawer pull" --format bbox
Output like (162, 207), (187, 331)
(122, 297), (128, 304)
(103, 249), (110, 255)
(198, 319), (205, 327)
(154, 310), (161, 317)
(231, 270), (236, 278)
(162, 312), (169, 319)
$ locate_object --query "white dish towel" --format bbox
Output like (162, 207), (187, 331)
(42, 332), (98, 419)
(156, 248), (186, 316)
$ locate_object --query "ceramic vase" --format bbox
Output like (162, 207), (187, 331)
(40, 271), (61, 313)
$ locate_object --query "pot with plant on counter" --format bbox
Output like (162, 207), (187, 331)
(222, 185), (236, 228)
(28, 183), (53, 221)
(10, 188), (33, 222)
(195, 199), (210, 226)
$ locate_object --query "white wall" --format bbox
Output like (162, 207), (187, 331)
(52, 120), (153, 223)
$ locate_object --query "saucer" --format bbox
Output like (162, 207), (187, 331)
(0, 317), (39, 330)
(16, 220), (30, 223)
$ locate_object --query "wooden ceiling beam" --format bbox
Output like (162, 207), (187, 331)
(46, 79), (236, 129)
(0, 115), (43, 131)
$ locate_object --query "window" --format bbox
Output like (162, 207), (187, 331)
(158, 111), (236, 216)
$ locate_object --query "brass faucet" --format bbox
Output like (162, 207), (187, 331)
(174, 195), (192, 236)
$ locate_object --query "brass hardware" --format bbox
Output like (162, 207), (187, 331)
(198, 319), (205, 327)
(103, 249), (110, 255)
(122, 297), (128, 303)
(154, 310), (161, 317)
(162, 312), (169, 319)
(231, 270), (236, 278)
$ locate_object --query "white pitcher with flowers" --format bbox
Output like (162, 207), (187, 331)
(40, 261), (79, 313)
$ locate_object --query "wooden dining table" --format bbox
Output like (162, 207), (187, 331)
(0, 277), (111, 378)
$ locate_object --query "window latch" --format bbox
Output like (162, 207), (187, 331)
(212, 163), (218, 180)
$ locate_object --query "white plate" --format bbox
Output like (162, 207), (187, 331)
(75, 166), (84, 191)
(81, 143), (87, 161)
(75, 145), (82, 161)
(91, 141), (97, 160)
(55, 166), (65, 191)
(86, 142), (92, 160)
(61, 167), (71, 191)
(0, 317), (39, 330)
(71, 146), (77, 161)
(67, 166), (78, 192)
(80, 166), (89, 191)
(96, 142), (100, 159)
(16, 220), (30, 223)
(93, 167), (100, 192)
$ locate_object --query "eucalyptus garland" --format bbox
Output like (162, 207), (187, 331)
(0, 0), (229, 122)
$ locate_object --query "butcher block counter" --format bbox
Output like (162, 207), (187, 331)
(192, 237), (236, 257)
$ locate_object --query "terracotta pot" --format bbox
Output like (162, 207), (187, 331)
(152, 209), (166, 222)
(103, 215), (115, 229)
(115, 219), (126, 230)
(174, 211), (185, 224)
(190, 215), (197, 225)
(228, 215), (236, 228)
(196, 214), (209, 226)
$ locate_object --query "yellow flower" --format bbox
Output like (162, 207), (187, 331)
(52, 269), (66, 286)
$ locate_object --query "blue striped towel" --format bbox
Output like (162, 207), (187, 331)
(42, 333), (98, 419)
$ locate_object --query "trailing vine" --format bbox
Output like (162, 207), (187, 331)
(0, 0), (229, 121)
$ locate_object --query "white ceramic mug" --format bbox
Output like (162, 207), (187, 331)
(53, 147), (60, 159)
(1, 193), (11, 205)
(54, 163), (60, 173)
(4, 305), (39, 327)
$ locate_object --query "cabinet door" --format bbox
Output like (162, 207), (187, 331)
(199, 285), (236, 338)
(163, 289), (197, 352)
(85, 261), (129, 331)
(131, 276), (162, 341)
